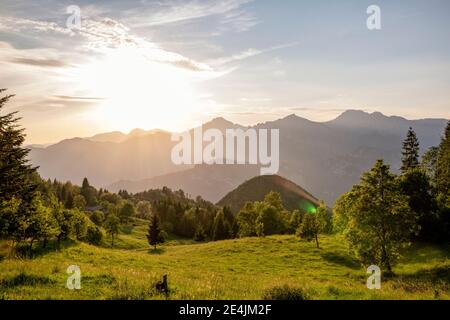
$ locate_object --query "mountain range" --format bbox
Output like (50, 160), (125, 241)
(28, 110), (448, 205)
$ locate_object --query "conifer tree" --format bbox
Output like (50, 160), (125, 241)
(401, 127), (420, 173)
(147, 213), (164, 249)
(0, 89), (38, 246)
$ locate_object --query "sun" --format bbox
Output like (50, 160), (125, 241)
(76, 47), (199, 132)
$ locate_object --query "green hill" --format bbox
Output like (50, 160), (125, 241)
(217, 175), (321, 214)
(0, 225), (449, 300)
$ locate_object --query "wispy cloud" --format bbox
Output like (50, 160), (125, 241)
(128, 0), (255, 27)
(209, 42), (299, 66)
(8, 57), (67, 68)
(0, 15), (216, 73)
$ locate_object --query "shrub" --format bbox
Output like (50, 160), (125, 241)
(262, 285), (312, 300)
(86, 226), (103, 245)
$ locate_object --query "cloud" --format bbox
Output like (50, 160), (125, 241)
(0, 15), (216, 74)
(52, 95), (105, 101)
(0, 16), (71, 34)
(209, 42), (299, 66)
(128, 0), (255, 27)
(8, 57), (67, 68)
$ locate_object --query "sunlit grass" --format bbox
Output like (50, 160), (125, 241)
(0, 225), (449, 300)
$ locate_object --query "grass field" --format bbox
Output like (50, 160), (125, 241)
(0, 219), (449, 300)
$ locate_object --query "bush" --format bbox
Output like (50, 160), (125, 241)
(86, 226), (103, 245)
(90, 210), (105, 226)
(262, 285), (312, 300)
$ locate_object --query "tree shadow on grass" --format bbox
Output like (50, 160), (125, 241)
(399, 265), (450, 283)
(391, 266), (450, 294)
(320, 252), (361, 270)
(147, 248), (165, 255)
(15, 239), (78, 259)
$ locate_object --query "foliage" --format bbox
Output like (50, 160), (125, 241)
(334, 160), (418, 272)
(297, 213), (321, 248)
(86, 225), (103, 245)
(104, 214), (120, 246)
(147, 213), (165, 249)
(212, 210), (230, 241)
(401, 127), (420, 173)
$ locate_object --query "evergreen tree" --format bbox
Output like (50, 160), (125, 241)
(401, 127), (420, 173)
(399, 168), (436, 241)
(436, 121), (450, 205)
(0, 89), (39, 248)
(421, 146), (439, 187)
(0, 89), (37, 202)
(212, 210), (229, 241)
(147, 213), (165, 249)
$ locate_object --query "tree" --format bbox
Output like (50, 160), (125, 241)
(421, 146), (439, 186)
(399, 168), (437, 240)
(73, 194), (87, 211)
(288, 210), (303, 234)
(53, 209), (76, 247)
(334, 160), (418, 272)
(315, 201), (331, 234)
(136, 201), (152, 219)
(435, 121), (450, 240)
(401, 127), (420, 173)
(436, 121), (450, 206)
(0, 89), (39, 250)
(297, 213), (321, 248)
(255, 204), (284, 236)
(193, 225), (207, 242)
(104, 214), (120, 246)
(236, 202), (259, 237)
(146, 213), (165, 249)
(119, 202), (135, 224)
(25, 195), (58, 251)
(86, 225), (103, 245)
(81, 177), (97, 206)
(72, 210), (88, 240)
(89, 210), (104, 226)
(0, 89), (37, 202)
(212, 210), (229, 241)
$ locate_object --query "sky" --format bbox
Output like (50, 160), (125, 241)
(0, 0), (449, 144)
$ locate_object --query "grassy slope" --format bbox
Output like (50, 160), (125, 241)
(0, 221), (449, 300)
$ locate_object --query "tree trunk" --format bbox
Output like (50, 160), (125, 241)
(315, 234), (320, 249)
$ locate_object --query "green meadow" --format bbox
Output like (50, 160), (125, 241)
(0, 219), (448, 300)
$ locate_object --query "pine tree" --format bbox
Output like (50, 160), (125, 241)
(436, 121), (450, 204)
(212, 210), (229, 241)
(0, 89), (37, 203)
(401, 127), (420, 173)
(147, 213), (164, 249)
(0, 89), (38, 247)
